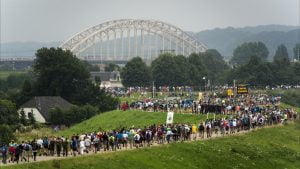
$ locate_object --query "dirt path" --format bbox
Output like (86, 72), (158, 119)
(0, 125), (282, 167)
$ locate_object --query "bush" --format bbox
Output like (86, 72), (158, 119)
(49, 104), (99, 126)
(0, 125), (15, 145)
(268, 89), (300, 107)
(281, 90), (300, 107)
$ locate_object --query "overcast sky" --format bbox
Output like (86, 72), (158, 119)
(0, 0), (299, 43)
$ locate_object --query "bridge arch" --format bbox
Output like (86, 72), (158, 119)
(60, 19), (207, 61)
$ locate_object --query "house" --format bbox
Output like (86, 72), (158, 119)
(90, 71), (123, 88)
(18, 96), (73, 123)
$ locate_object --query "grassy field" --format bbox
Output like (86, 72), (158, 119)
(280, 103), (300, 112)
(18, 102), (299, 139)
(15, 127), (56, 141)
(5, 121), (300, 169)
(57, 110), (222, 137)
(0, 71), (26, 79)
(268, 89), (300, 107)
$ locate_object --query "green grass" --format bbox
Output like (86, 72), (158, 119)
(5, 121), (300, 169)
(57, 110), (221, 137)
(0, 71), (25, 79)
(280, 103), (300, 113)
(268, 89), (300, 107)
(15, 127), (56, 141)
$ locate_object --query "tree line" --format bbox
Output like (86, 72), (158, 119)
(121, 42), (300, 87)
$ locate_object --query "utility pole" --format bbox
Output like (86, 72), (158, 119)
(152, 81), (155, 98)
(298, 46), (300, 62)
(203, 77), (206, 92)
(233, 79), (236, 96)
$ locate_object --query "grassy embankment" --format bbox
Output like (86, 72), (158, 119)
(269, 89), (300, 108)
(16, 110), (220, 139)
(18, 102), (299, 139)
(57, 110), (222, 137)
(5, 120), (300, 169)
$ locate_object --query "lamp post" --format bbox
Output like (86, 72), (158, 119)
(298, 47), (300, 62)
(203, 77), (206, 92)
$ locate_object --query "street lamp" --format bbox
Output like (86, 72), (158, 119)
(203, 77), (206, 92)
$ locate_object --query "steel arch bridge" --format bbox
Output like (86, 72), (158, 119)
(60, 19), (207, 62)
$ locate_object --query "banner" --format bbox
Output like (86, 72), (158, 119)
(227, 89), (234, 96)
(198, 92), (203, 100)
(166, 112), (174, 124)
(237, 84), (248, 94)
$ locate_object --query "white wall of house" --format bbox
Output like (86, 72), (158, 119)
(18, 108), (46, 123)
(100, 81), (123, 88)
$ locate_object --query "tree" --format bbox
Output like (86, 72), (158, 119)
(227, 55), (274, 87)
(271, 45), (292, 84)
(105, 63), (120, 72)
(152, 53), (174, 86)
(83, 61), (100, 71)
(200, 49), (229, 84)
(293, 44), (300, 61)
(0, 73), (30, 93)
(33, 47), (90, 102)
(94, 76), (101, 86)
(0, 100), (19, 126)
(19, 109), (28, 126)
(49, 105), (99, 127)
(16, 79), (33, 106)
(187, 53), (207, 86)
(292, 62), (300, 84)
(49, 107), (64, 125)
(172, 55), (190, 86)
(274, 44), (289, 63)
(33, 47), (118, 112)
(231, 42), (269, 65)
(121, 57), (151, 87)
(28, 112), (36, 125)
(0, 125), (15, 145)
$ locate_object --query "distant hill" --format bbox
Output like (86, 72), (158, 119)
(1, 25), (299, 60)
(194, 25), (300, 60)
(0, 41), (61, 57)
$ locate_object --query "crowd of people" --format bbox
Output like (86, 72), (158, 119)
(120, 93), (283, 114)
(0, 92), (298, 165)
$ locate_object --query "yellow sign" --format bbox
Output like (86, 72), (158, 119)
(237, 84), (248, 94)
(227, 89), (234, 96)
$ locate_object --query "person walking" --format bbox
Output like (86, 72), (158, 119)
(62, 138), (69, 157)
(191, 124), (197, 140)
(56, 138), (62, 157)
(79, 139), (85, 155)
(14, 145), (21, 164)
(24, 142), (32, 162)
(31, 140), (39, 161)
(166, 128), (173, 144)
(71, 138), (78, 157)
(8, 143), (15, 163)
(103, 132), (109, 151)
(1, 144), (8, 164)
(134, 132), (141, 148)
(199, 122), (205, 139)
(49, 139), (55, 156)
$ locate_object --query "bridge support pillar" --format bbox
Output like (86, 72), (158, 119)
(114, 31), (117, 60)
(127, 29), (131, 61)
(135, 28), (137, 57)
(106, 33), (109, 59)
(121, 30), (124, 60)
(141, 29), (144, 59)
